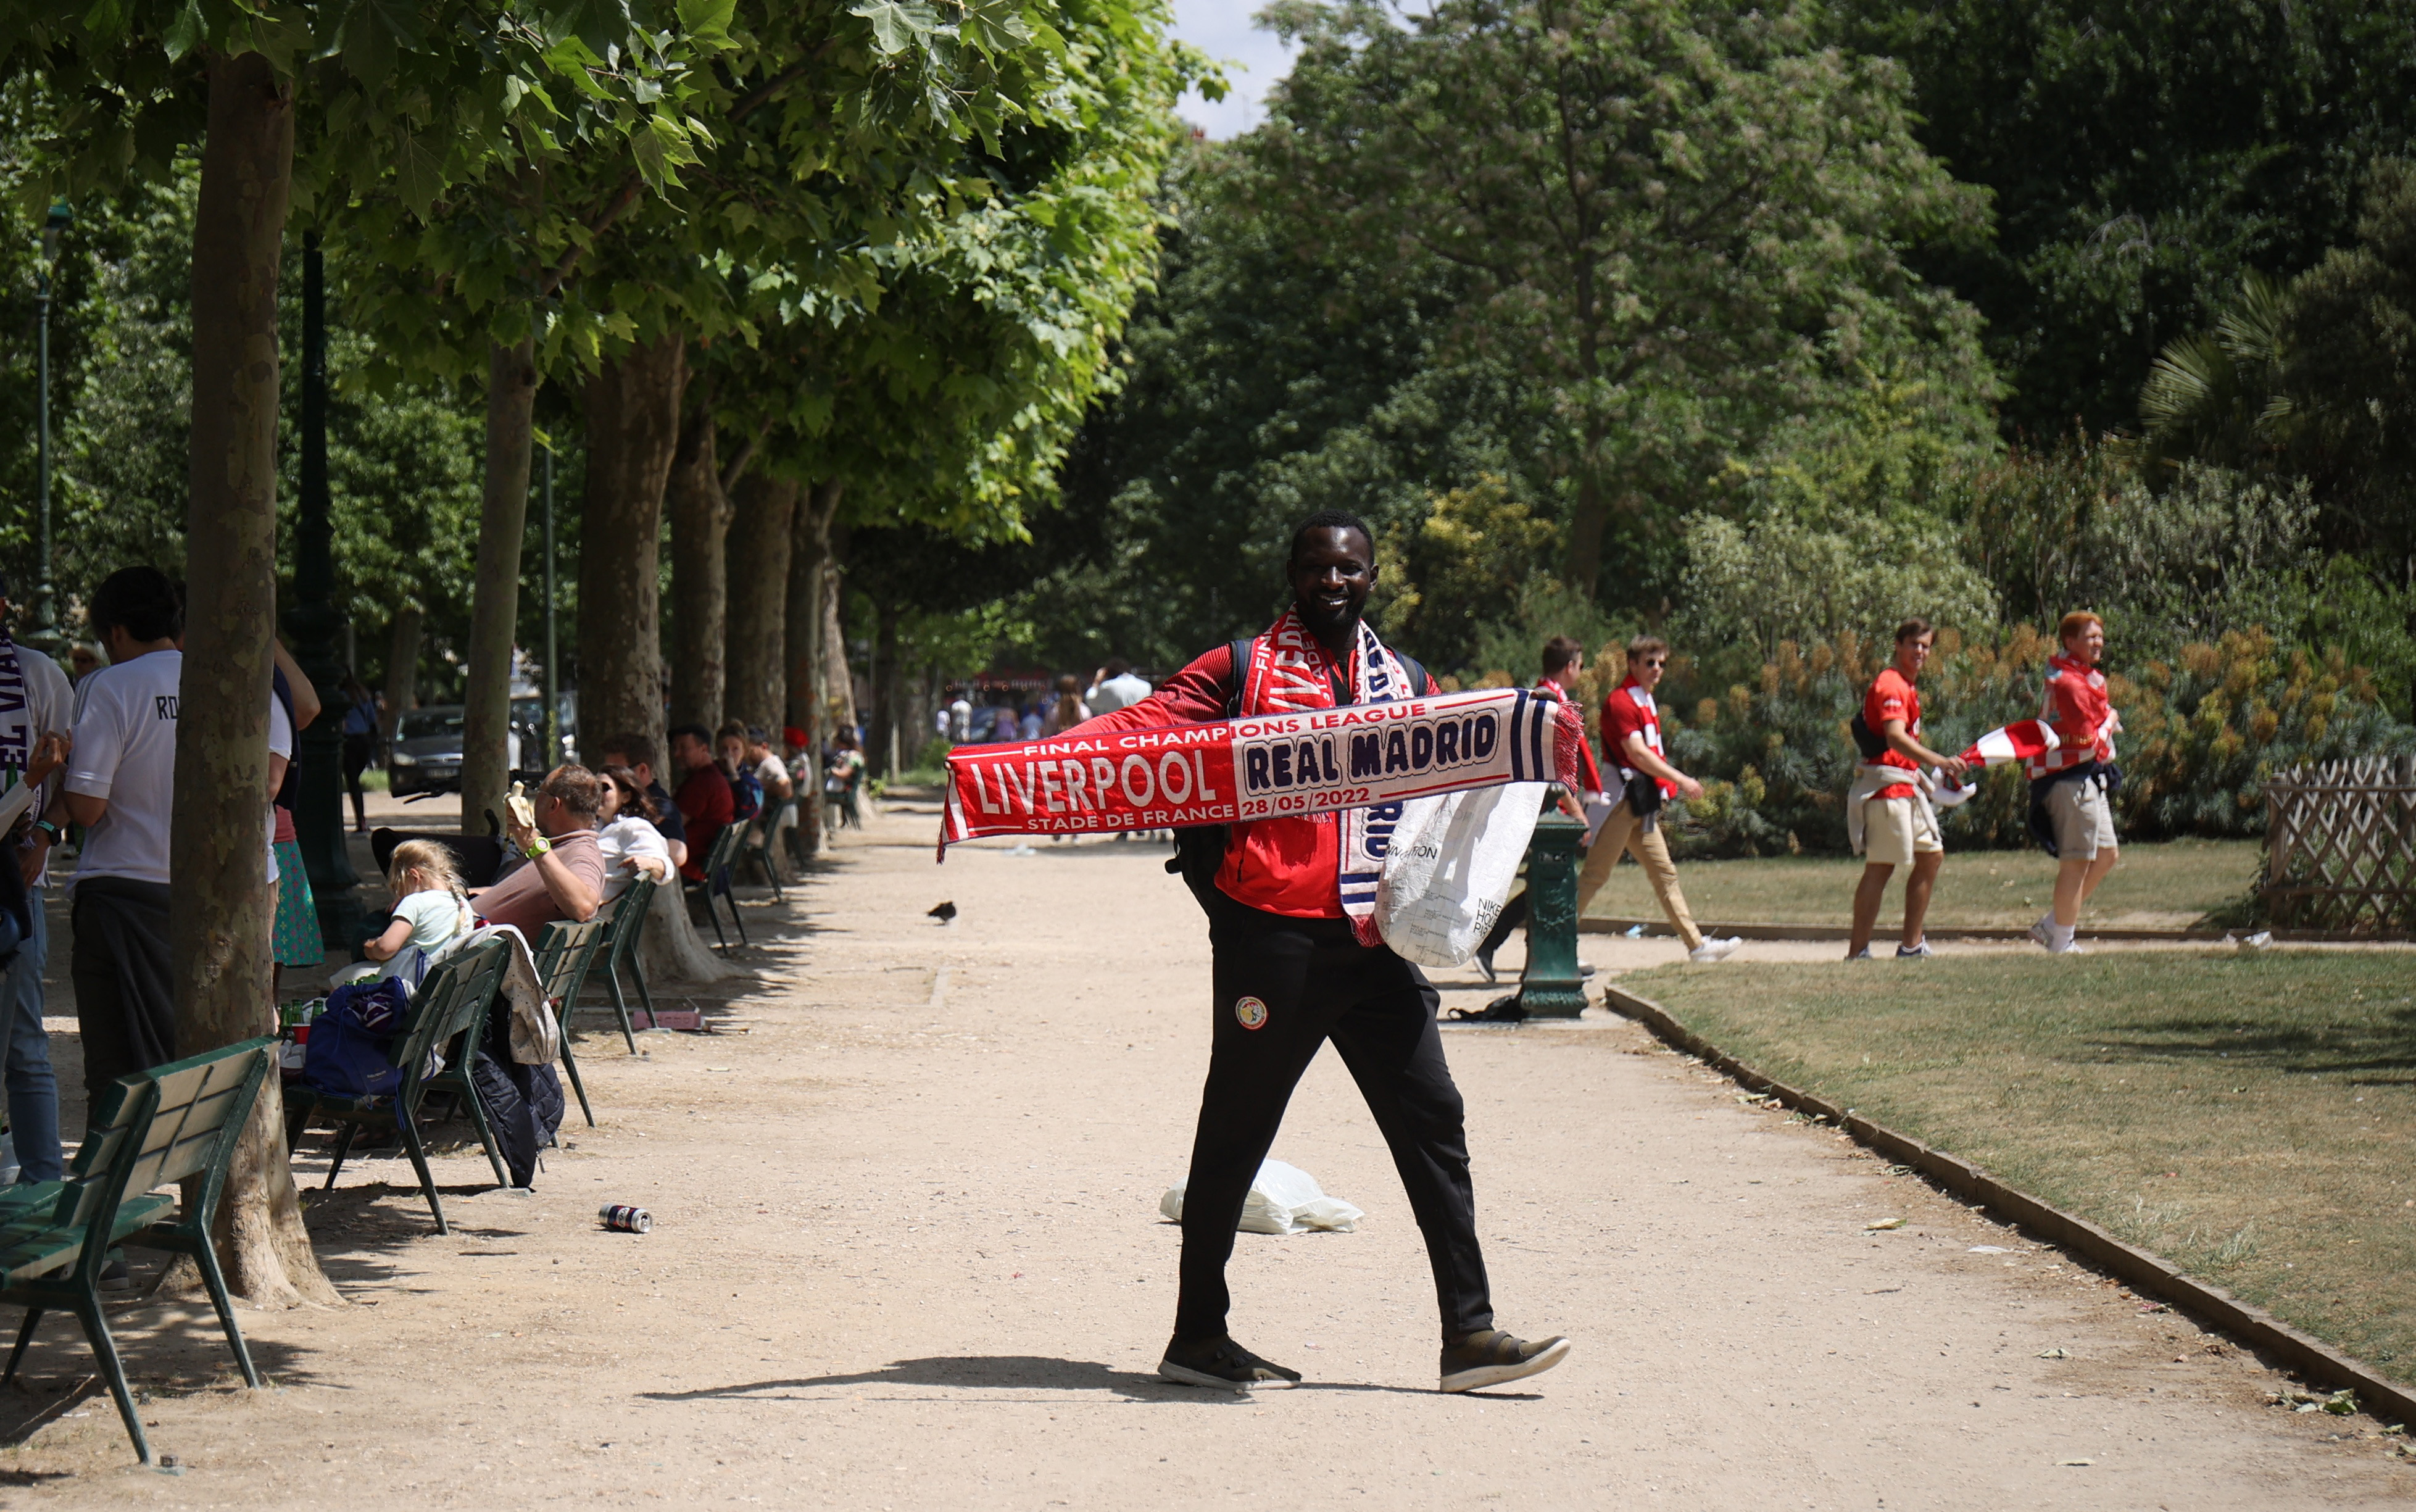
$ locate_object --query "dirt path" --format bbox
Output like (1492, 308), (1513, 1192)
(9, 804), (2413, 1507)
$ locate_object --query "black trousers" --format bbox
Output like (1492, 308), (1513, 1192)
(70, 878), (178, 1112)
(1176, 892), (1494, 1343)
(342, 733), (375, 826)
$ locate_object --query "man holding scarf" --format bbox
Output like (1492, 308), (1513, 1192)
(1065, 510), (1571, 1395)
(1844, 619), (1969, 960)
(0, 578), (74, 1184)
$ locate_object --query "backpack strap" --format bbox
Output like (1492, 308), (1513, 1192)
(1223, 638), (1253, 718)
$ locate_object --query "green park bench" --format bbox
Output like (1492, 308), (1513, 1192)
(0, 1037), (276, 1466)
(578, 872), (658, 1050)
(742, 793), (793, 902)
(685, 822), (749, 953)
(533, 917), (610, 1128)
(285, 937), (512, 1233)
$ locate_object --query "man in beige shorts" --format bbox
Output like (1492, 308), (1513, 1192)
(1846, 618), (1968, 958)
(1579, 635), (1739, 964)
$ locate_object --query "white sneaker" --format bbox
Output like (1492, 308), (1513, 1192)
(1845, 946), (1873, 961)
(1688, 936), (1741, 963)
(2050, 939), (2086, 956)
(2027, 914), (2053, 950)
(1896, 941), (1935, 959)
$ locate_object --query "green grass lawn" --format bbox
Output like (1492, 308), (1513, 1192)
(1585, 836), (2259, 930)
(1622, 951), (2416, 1385)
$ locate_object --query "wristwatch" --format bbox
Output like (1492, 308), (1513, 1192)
(523, 836), (552, 858)
(30, 820), (61, 844)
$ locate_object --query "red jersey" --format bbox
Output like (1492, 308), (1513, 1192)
(1066, 639), (1440, 918)
(1601, 680), (1672, 798)
(2030, 652), (2115, 778)
(1862, 666), (1921, 801)
(675, 764), (734, 881)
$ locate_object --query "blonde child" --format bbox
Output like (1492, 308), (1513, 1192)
(355, 841), (473, 972)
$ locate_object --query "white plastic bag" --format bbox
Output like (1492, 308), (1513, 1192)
(1159, 1158), (1364, 1234)
(1374, 783), (1545, 967)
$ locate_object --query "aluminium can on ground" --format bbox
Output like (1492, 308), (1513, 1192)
(600, 1204), (652, 1234)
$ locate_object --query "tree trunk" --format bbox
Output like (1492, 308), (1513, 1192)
(638, 880), (736, 986)
(869, 598), (900, 778)
(724, 474), (797, 731)
(380, 604), (423, 745)
(823, 531), (857, 733)
(665, 393), (731, 731)
(175, 49), (336, 1308)
(462, 336), (538, 836)
(1563, 470), (1607, 599)
(577, 334), (687, 765)
(784, 481), (840, 859)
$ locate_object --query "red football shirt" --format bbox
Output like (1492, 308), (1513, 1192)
(1601, 680), (1672, 798)
(1862, 667), (1921, 800)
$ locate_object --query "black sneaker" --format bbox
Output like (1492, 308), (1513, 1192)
(99, 1256), (137, 1295)
(1157, 1334), (1303, 1392)
(1439, 1329), (1571, 1393)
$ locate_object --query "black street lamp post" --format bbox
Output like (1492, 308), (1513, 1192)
(288, 233), (363, 949)
(542, 442), (560, 766)
(29, 201), (70, 652)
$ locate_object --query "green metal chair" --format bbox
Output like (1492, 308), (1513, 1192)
(683, 823), (749, 952)
(582, 872), (658, 1050)
(742, 793), (792, 902)
(285, 937), (512, 1232)
(533, 918), (609, 1127)
(0, 1037), (276, 1466)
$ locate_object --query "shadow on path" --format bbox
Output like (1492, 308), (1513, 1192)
(638, 1355), (1499, 1404)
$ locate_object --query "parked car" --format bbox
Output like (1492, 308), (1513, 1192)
(387, 699), (557, 797)
(388, 705), (466, 797)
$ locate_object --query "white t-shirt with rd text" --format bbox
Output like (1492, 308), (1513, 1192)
(67, 649), (183, 888)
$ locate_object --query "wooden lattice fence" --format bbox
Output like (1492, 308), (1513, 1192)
(2262, 756), (2416, 937)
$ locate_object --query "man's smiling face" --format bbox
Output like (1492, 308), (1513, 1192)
(1289, 526), (1376, 647)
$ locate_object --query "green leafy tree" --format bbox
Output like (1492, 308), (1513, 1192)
(1831, 0), (2416, 441)
(1, 0), (724, 1308)
(1254, 0), (1994, 595)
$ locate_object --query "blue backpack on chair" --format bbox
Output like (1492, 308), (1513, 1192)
(301, 976), (412, 1101)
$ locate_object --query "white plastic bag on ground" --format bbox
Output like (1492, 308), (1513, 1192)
(1376, 783), (1545, 967)
(1159, 1158), (1364, 1234)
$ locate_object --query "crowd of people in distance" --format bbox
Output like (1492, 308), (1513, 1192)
(939, 660), (1155, 748)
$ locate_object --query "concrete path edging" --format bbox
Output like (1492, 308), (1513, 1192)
(1583, 918), (2375, 944)
(1596, 979), (2416, 1426)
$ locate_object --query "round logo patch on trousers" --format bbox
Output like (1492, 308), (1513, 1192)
(1233, 995), (1269, 1031)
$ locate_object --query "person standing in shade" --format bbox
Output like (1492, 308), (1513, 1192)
(1576, 635), (1740, 964)
(62, 568), (186, 1125)
(339, 671), (379, 833)
(1063, 509), (1571, 1397)
(1845, 618), (1968, 960)
(2028, 612), (2123, 955)
(0, 576), (76, 1184)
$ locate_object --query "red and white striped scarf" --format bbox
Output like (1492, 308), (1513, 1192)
(1242, 609), (1420, 944)
(940, 609), (1585, 946)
